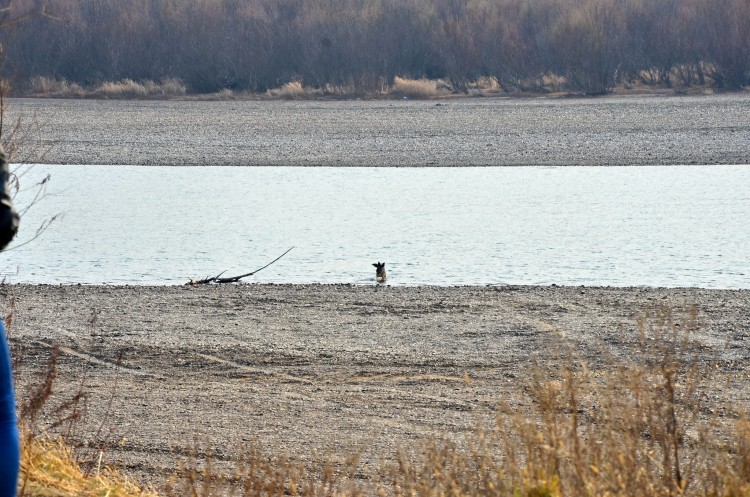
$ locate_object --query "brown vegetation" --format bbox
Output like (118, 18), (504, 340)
(1, 0), (748, 96)
(391, 77), (441, 99)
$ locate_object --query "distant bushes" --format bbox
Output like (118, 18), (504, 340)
(25, 77), (187, 99)
(92, 78), (186, 99)
(2, 0), (749, 96)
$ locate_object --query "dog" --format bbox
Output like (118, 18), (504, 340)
(372, 262), (387, 282)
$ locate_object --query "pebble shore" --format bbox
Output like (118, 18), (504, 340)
(5, 283), (749, 486)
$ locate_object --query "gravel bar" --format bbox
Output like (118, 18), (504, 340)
(5, 283), (749, 487)
(9, 94), (750, 167)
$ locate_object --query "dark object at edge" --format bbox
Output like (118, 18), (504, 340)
(0, 146), (19, 251)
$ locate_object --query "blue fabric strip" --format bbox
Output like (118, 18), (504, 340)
(0, 321), (19, 497)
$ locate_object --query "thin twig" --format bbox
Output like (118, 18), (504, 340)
(187, 247), (294, 285)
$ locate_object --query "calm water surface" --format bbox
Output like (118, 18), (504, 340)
(3, 165), (749, 288)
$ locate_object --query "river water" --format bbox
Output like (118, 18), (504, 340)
(2, 164), (748, 288)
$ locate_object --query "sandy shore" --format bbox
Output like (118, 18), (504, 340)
(4, 283), (749, 488)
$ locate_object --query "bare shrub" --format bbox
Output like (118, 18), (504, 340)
(391, 76), (439, 99)
(473, 76), (500, 91)
(322, 82), (362, 97)
(93, 78), (186, 99)
(216, 88), (234, 100)
(147, 78), (187, 97)
(26, 76), (84, 97)
(93, 79), (149, 99)
(698, 0), (750, 88)
(267, 81), (306, 99)
(549, 0), (628, 94)
(20, 431), (158, 497)
(674, 62), (708, 87)
(540, 73), (567, 92)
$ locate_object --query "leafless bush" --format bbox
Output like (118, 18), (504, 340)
(267, 81), (307, 99)
(146, 78), (187, 97)
(26, 76), (84, 97)
(93, 79), (149, 98)
(93, 78), (186, 99)
(215, 88), (235, 100)
(391, 76), (439, 99)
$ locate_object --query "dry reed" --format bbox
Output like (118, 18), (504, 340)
(391, 77), (440, 99)
(267, 81), (307, 99)
(19, 430), (158, 497)
(92, 78), (186, 99)
(26, 77), (85, 98)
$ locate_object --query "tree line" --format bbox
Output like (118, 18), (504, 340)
(2, 0), (749, 95)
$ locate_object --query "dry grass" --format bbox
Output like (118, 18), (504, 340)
(267, 81), (309, 99)
(215, 88), (235, 100)
(93, 80), (150, 98)
(148, 78), (188, 97)
(15, 305), (750, 496)
(22, 77), (186, 99)
(93, 78), (186, 99)
(467, 76), (502, 95)
(390, 76), (440, 99)
(20, 76), (187, 99)
(22, 77), (188, 99)
(26, 77), (85, 98)
(164, 445), (368, 497)
(19, 431), (158, 497)
(387, 306), (750, 497)
(18, 74), (717, 100)
(267, 80), (380, 99)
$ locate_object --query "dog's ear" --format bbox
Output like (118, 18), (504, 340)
(373, 263), (377, 267)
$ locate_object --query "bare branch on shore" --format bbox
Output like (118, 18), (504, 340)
(187, 247), (294, 285)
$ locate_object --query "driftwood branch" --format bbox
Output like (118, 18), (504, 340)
(187, 247), (294, 285)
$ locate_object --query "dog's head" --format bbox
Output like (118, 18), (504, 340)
(373, 262), (386, 279)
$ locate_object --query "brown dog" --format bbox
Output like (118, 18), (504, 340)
(372, 262), (387, 282)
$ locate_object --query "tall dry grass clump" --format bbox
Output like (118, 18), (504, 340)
(267, 81), (308, 99)
(391, 77), (439, 99)
(93, 79), (149, 98)
(26, 76), (85, 97)
(92, 78), (186, 99)
(147, 78), (187, 97)
(19, 431), (158, 497)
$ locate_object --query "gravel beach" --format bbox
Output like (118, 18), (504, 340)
(8, 93), (750, 167)
(5, 283), (749, 488)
